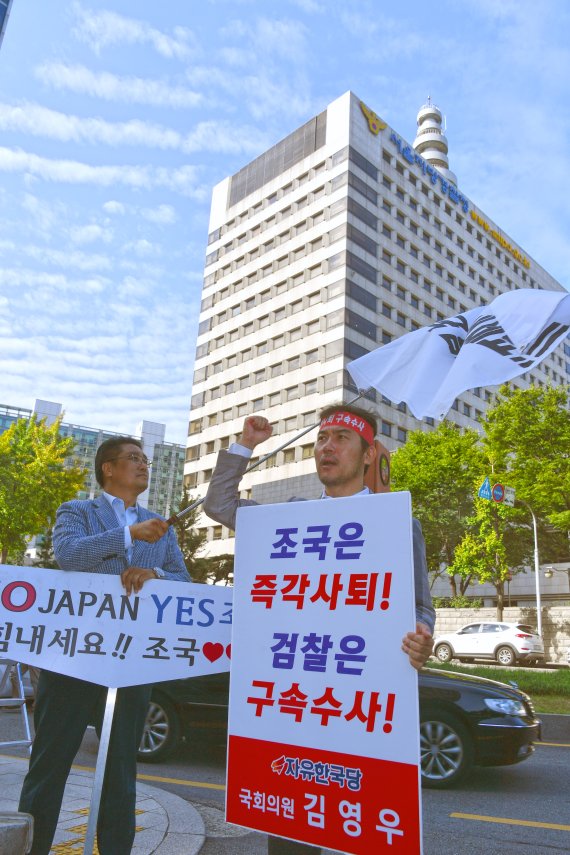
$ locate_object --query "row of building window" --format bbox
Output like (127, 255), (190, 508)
(199, 285), (325, 335)
(192, 369), (342, 412)
(206, 190), (329, 267)
(188, 410), (320, 441)
(210, 159), (330, 243)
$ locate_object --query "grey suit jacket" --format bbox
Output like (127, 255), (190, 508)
(53, 496), (191, 582)
(204, 450), (435, 633)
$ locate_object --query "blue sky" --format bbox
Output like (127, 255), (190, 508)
(0, 0), (568, 443)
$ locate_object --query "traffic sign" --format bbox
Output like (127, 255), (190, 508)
(478, 477), (492, 500)
(503, 486), (516, 507)
(492, 483), (505, 503)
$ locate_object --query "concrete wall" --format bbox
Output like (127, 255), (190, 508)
(434, 607), (570, 665)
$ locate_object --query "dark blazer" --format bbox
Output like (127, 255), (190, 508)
(53, 496), (190, 582)
(204, 450), (435, 633)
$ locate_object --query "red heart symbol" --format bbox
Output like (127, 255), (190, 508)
(203, 642), (223, 663)
(226, 644), (231, 659)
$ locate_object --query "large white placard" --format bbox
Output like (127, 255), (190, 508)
(226, 492), (422, 854)
(0, 566), (232, 687)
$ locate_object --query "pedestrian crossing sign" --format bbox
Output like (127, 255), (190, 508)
(478, 477), (492, 500)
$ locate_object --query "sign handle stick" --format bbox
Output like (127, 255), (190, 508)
(83, 687), (117, 855)
(168, 390), (368, 525)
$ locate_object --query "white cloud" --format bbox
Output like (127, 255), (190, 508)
(35, 62), (203, 109)
(181, 120), (270, 154)
(185, 65), (312, 121)
(122, 239), (159, 257)
(68, 224), (113, 245)
(0, 147), (204, 197)
(0, 266), (109, 293)
(220, 16), (308, 63)
(0, 102), (182, 149)
(102, 200), (125, 215)
(21, 193), (64, 234)
(73, 3), (198, 60)
(17, 245), (114, 272)
(0, 102), (268, 158)
(141, 205), (177, 225)
(290, 0), (325, 12)
(0, 288), (198, 442)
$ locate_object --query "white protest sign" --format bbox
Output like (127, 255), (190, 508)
(0, 566), (232, 687)
(226, 492), (422, 855)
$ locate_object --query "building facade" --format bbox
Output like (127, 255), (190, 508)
(186, 91), (569, 556)
(0, 399), (185, 518)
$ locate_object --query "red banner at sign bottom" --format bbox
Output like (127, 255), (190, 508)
(226, 736), (421, 854)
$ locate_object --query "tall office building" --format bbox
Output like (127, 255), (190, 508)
(0, 399), (185, 518)
(186, 91), (568, 556)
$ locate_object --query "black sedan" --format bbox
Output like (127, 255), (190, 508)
(138, 667), (540, 789)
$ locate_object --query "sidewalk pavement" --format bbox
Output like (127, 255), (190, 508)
(0, 753), (206, 854)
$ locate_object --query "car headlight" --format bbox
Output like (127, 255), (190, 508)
(484, 698), (526, 715)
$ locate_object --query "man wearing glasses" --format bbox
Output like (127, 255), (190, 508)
(19, 436), (190, 855)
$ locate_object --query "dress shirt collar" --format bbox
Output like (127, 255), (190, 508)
(102, 491), (139, 515)
(320, 486), (371, 499)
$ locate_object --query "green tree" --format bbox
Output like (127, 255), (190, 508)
(173, 487), (207, 575)
(482, 384), (570, 536)
(448, 384), (569, 618)
(33, 523), (59, 569)
(172, 488), (235, 586)
(0, 417), (85, 563)
(192, 553), (235, 586)
(390, 421), (484, 594)
(449, 496), (533, 619)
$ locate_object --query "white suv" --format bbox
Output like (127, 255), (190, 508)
(433, 622), (544, 667)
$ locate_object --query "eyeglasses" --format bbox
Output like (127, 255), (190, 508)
(106, 454), (152, 467)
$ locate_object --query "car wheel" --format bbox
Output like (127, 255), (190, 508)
(434, 643), (453, 663)
(496, 646), (516, 666)
(420, 711), (474, 789)
(138, 694), (181, 763)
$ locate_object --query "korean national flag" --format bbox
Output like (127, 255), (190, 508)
(347, 289), (570, 420)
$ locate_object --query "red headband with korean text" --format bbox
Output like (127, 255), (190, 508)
(319, 411), (375, 446)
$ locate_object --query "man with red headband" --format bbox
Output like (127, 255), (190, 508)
(204, 402), (434, 855)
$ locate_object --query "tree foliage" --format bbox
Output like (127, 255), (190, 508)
(33, 523), (59, 569)
(482, 384), (570, 534)
(448, 497), (533, 618)
(0, 417), (85, 563)
(391, 384), (569, 616)
(390, 421), (484, 594)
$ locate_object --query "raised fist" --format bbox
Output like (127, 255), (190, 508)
(238, 415), (273, 450)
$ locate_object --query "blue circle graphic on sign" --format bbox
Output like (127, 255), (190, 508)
(492, 483), (505, 502)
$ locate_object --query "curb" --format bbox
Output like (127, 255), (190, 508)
(538, 713), (570, 742)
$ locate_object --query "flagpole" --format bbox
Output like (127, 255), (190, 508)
(168, 389), (369, 525)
